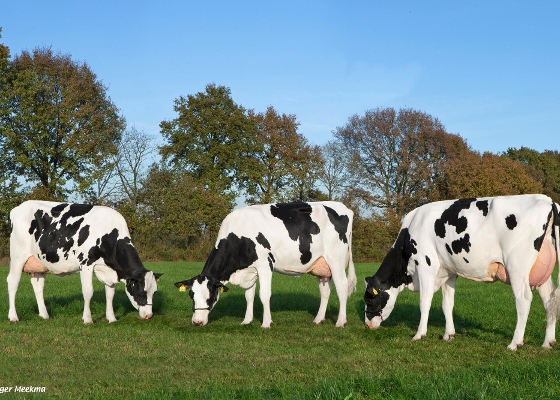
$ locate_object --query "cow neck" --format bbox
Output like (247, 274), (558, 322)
(374, 228), (416, 289)
(200, 233), (259, 282)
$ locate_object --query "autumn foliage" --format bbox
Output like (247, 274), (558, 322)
(0, 35), (558, 261)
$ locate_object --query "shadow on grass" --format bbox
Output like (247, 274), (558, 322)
(353, 297), (513, 341)
(43, 285), (152, 320)
(191, 291), (344, 325)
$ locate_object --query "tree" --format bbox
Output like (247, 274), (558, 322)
(438, 150), (542, 199)
(283, 139), (325, 202)
(317, 140), (352, 201)
(159, 83), (260, 202)
(0, 47), (125, 200)
(113, 127), (156, 208)
(0, 28), (11, 125)
(246, 106), (324, 204)
(131, 165), (232, 260)
(334, 107), (465, 218)
(505, 147), (560, 203)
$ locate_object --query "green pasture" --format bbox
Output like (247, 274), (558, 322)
(0, 262), (560, 399)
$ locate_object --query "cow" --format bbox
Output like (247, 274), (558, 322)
(174, 201), (356, 328)
(7, 200), (162, 323)
(364, 194), (560, 350)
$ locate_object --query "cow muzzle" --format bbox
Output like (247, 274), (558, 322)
(365, 318), (381, 330)
(192, 319), (206, 327)
(138, 305), (154, 320)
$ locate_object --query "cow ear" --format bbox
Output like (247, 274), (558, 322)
(154, 272), (163, 281)
(174, 277), (195, 291)
(365, 276), (375, 285)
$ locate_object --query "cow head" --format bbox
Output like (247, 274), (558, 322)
(364, 228), (415, 330)
(174, 275), (229, 326)
(125, 271), (162, 319)
(364, 275), (404, 329)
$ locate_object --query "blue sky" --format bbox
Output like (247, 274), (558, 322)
(2, 1), (559, 154)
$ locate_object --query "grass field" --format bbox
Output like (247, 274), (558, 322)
(1, 262), (560, 399)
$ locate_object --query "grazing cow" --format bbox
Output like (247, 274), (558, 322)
(175, 201), (356, 328)
(364, 194), (560, 350)
(8, 200), (162, 323)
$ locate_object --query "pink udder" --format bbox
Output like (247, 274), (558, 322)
(529, 239), (556, 288)
(495, 239), (556, 288)
(23, 256), (48, 274)
(307, 257), (332, 279)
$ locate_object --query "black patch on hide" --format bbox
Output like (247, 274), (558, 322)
(434, 198), (476, 239)
(270, 203), (320, 264)
(505, 214), (517, 230)
(476, 200), (489, 216)
(201, 233), (259, 281)
(323, 205), (349, 244)
(256, 232), (271, 250)
(28, 203), (93, 263)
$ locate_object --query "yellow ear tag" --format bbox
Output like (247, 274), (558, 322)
(179, 286), (187, 292)
(372, 288), (378, 296)
(220, 287), (225, 293)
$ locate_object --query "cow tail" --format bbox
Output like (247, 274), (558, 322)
(548, 202), (560, 319)
(346, 220), (357, 296)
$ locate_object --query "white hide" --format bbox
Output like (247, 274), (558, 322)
(7, 200), (157, 323)
(365, 194), (560, 351)
(186, 201), (356, 328)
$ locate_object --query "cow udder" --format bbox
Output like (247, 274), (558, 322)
(23, 256), (48, 274)
(489, 238), (556, 288)
(307, 257), (332, 279)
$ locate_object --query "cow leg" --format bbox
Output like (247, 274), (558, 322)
(537, 276), (556, 349)
(332, 274), (349, 328)
(441, 275), (457, 341)
(258, 269), (273, 328)
(29, 272), (49, 320)
(508, 275), (533, 350)
(80, 265), (94, 324)
(241, 283), (256, 325)
(104, 284), (117, 323)
(413, 277), (436, 341)
(7, 259), (25, 322)
(313, 277), (332, 324)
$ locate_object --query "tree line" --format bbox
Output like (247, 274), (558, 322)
(1, 32), (559, 262)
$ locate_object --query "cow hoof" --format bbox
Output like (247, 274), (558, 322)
(507, 342), (523, 351)
(313, 318), (325, 325)
(241, 320), (252, 325)
(9, 318), (19, 323)
(83, 320), (93, 325)
(335, 321), (346, 328)
(412, 334), (426, 341)
(443, 333), (456, 341)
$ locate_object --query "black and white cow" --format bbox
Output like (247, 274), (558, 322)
(364, 194), (560, 350)
(175, 201), (356, 328)
(8, 200), (162, 323)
